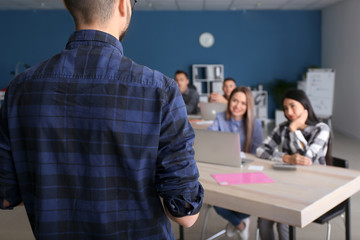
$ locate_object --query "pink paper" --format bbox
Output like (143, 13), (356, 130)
(211, 172), (274, 185)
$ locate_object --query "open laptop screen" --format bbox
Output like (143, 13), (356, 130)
(199, 102), (227, 120)
(193, 129), (242, 168)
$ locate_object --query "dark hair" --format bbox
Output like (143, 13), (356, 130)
(223, 77), (236, 85)
(282, 88), (333, 165)
(64, 0), (116, 26)
(281, 88), (319, 125)
(175, 70), (189, 79)
(226, 87), (255, 153)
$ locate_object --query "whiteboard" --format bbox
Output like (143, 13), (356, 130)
(305, 69), (335, 118)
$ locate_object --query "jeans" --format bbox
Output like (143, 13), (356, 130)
(214, 206), (250, 227)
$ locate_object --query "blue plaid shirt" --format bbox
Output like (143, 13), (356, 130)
(0, 30), (203, 240)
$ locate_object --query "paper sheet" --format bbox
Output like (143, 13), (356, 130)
(248, 165), (264, 171)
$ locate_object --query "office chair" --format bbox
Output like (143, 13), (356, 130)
(313, 157), (350, 240)
(255, 157), (350, 240)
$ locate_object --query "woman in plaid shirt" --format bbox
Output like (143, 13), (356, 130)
(256, 88), (332, 240)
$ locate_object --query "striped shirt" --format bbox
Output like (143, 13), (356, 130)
(256, 121), (330, 165)
(0, 30), (203, 239)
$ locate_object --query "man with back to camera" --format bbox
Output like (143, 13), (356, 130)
(0, 0), (203, 239)
(175, 70), (200, 114)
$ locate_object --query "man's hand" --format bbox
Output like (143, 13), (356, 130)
(209, 93), (227, 103)
(3, 199), (10, 208)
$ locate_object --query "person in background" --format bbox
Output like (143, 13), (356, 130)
(0, 0), (204, 239)
(175, 70), (200, 114)
(208, 86), (263, 240)
(256, 88), (332, 240)
(209, 77), (237, 104)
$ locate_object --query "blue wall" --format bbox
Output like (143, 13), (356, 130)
(0, 10), (321, 117)
(0, 10), (74, 87)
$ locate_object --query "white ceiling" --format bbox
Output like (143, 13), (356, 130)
(0, 0), (344, 10)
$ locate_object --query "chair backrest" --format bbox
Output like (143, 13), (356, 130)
(325, 133), (333, 165)
(331, 157), (349, 169)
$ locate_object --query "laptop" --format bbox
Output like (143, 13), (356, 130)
(193, 128), (243, 168)
(199, 102), (227, 120)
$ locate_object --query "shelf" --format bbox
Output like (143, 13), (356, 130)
(192, 64), (224, 101)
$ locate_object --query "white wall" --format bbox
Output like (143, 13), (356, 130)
(322, 0), (360, 140)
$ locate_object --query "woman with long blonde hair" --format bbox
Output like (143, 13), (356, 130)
(208, 86), (263, 239)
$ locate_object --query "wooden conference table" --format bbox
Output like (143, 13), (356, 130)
(197, 154), (360, 239)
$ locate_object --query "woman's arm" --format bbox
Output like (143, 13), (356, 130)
(282, 110), (328, 165)
(282, 153), (312, 165)
(286, 123), (330, 165)
(207, 113), (224, 131)
(256, 125), (284, 161)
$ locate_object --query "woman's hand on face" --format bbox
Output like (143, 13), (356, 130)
(289, 109), (308, 131)
(283, 153), (312, 165)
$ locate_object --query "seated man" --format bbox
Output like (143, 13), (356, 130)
(209, 77), (236, 104)
(175, 70), (199, 114)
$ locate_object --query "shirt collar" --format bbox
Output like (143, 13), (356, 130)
(230, 117), (243, 125)
(66, 30), (124, 55)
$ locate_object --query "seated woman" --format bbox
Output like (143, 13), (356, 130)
(209, 77), (236, 104)
(256, 88), (332, 240)
(208, 86), (263, 240)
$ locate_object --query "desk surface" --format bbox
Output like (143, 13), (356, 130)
(198, 154), (360, 228)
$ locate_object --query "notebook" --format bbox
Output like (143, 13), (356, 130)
(193, 128), (242, 168)
(199, 102), (227, 120)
